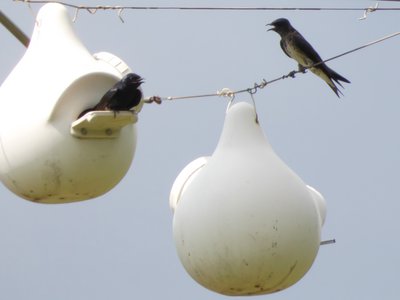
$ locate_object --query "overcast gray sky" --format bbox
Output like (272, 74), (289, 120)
(0, 0), (400, 299)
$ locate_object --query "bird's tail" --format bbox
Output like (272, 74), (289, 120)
(327, 80), (343, 98)
(317, 64), (350, 98)
(324, 65), (350, 88)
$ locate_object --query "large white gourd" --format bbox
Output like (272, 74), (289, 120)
(171, 102), (326, 295)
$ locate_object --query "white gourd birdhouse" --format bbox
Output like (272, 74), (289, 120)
(170, 102), (326, 296)
(0, 3), (140, 203)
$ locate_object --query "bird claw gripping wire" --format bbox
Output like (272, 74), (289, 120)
(359, 2), (379, 20)
(297, 64), (307, 73)
(286, 70), (298, 78)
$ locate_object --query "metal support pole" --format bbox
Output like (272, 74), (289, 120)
(0, 10), (30, 47)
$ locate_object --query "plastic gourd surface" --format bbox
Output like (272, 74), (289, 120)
(0, 3), (137, 203)
(171, 102), (326, 296)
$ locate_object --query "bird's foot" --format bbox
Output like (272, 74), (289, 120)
(287, 70), (297, 78)
(113, 110), (120, 118)
(298, 64), (307, 73)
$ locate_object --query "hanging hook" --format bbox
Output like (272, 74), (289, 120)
(72, 7), (79, 22)
(226, 93), (236, 112)
(117, 7), (125, 23)
(217, 88), (235, 111)
(247, 89), (259, 124)
(23, 0), (39, 25)
(246, 87), (255, 95)
(359, 2), (379, 20)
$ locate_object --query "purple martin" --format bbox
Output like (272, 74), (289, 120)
(78, 73), (144, 118)
(267, 18), (350, 97)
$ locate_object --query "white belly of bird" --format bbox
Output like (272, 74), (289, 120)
(285, 43), (314, 67)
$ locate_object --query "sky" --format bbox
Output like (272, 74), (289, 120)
(0, 0), (399, 299)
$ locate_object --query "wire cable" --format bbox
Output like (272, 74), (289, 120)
(13, 0), (400, 12)
(8, 0), (400, 102)
(144, 31), (400, 103)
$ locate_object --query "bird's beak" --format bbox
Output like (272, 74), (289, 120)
(135, 78), (145, 85)
(266, 24), (275, 32)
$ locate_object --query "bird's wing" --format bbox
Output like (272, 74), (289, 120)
(93, 86), (119, 110)
(291, 32), (323, 64)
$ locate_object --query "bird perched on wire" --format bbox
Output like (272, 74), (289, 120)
(78, 72), (144, 118)
(267, 18), (350, 97)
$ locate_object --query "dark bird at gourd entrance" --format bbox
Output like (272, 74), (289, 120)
(267, 18), (350, 98)
(78, 72), (144, 118)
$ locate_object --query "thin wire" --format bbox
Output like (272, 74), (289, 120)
(144, 30), (400, 103)
(13, 0), (400, 11)
(318, 31), (400, 65)
(11, 0), (400, 101)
